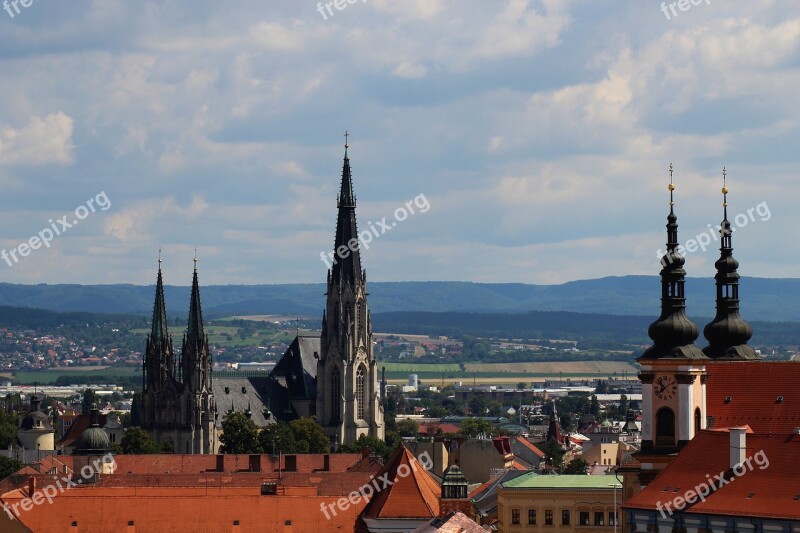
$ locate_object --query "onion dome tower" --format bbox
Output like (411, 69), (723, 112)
(702, 169), (759, 360)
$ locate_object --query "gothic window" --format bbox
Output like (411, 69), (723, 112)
(356, 365), (366, 420)
(656, 407), (675, 446)
(330, 367), (341, 423)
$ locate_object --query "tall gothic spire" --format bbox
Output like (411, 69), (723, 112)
(145, 250), (175, 391)
(702, 169), (758, 359)
(182, 254), (212, 392)
(151, 250), (170, 343)
(640, 166), (706, 360)
(331, 133), (363, 287)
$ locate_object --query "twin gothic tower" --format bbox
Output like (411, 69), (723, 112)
(137, 259), (216, 454)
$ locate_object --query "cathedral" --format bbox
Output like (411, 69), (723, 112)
(133, 140), (384, 452)
(134, 257), (217, 454)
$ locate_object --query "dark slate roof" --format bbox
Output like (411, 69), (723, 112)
(212, 377), (272, 428)
(270, 335), (320, 400)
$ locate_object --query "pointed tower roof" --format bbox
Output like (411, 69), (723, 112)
(186, 255), (204, 345)
(150, 251), (170, 343)
(360, 446), (440, 520)
(546, 400), (564, 445)
(702, 169), (758, 360)
(640, 167), (706, 360)
(331, 133), (363, 287)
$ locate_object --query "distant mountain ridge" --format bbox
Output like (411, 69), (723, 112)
(2, 276), (800, 322)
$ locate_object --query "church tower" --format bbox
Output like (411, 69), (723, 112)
(316, 137), (385, 446)
(139, 255), (183, 447)
(178, 258), (217, 454)
(136, 253), (217, 454)
(702, 170), (759, 360)
(636, 167), (708, 481)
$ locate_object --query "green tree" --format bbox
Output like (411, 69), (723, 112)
(619, 394), (629, 419)
(559, 413), (573, 433)
(458, 418), (493, 438)
(82, 389), (98, 415)
(396, 418), (419, 438)
(259, 422), (297, 454)
(563, 458), (589, 475)
(289, 417), (329, 454)
(517, 382), (526, 390)
(0, 410), (18, 448)
(119, 427), (164, 454)
(468, 395), (488, 416)
(0, 457), (21, 480)
(590, 395), (600, 417)
(338, 434), (397, 461)
(540, 440), (566, 472)
(220, 412), (261, 454)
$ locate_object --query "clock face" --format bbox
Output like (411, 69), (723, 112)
(654, 375), (678, 400)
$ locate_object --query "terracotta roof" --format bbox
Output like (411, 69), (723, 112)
(513, 437), (545, 458)
(624, 431), (800, 520)
(705, 361), (800, 434)
(0, 453), (383, 532)
(360, 446), (441, 520)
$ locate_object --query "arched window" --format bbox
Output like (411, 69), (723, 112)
(356, 365), (366, 420)
(694, 407), (702, 434)
(330, 367), (341, 423)
(656, 407), (675, 446)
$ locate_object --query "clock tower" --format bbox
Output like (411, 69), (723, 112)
(635, 168), (708, 484)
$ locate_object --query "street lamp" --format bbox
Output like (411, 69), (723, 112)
(608, 483), (621, 533)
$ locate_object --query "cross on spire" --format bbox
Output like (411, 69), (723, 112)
(193, 247), (197, 271)
(158, 248), (162, 269)
(344, 130), (349, 148)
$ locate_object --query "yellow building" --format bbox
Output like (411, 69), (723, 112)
(497, 474), (621, 533)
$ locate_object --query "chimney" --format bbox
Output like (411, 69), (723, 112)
(729, 427), (747, 469)
(27, 477), (36, 495)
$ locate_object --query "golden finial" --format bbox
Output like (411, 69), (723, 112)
(668, 163), (675, 206)
(722, 167), (728, 217)
(344, 130), (349, 149)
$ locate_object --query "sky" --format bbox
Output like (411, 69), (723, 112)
(0, 0), (798, 286)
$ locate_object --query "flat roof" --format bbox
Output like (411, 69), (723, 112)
(502, 473), (620, 490)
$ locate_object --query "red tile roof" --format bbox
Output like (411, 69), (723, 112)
(0, 453), (383, 532)
(705, 361), (800, 434)
(514, 438), (545, 458)
(360, 446), (441, 520)
(624, 431), (800, 520)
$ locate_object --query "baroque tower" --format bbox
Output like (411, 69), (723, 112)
(702, 170), (759, 360)
(636, 167), (708, 482)
(316, 138), (385, 445)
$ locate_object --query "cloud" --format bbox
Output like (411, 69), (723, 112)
(0, 113), (74, 166)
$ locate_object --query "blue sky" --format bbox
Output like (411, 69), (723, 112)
(0, 0), (797, 285)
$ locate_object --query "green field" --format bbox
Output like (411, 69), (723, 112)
(380, 361), (639, 384)
(13, 367), (140, 385)
(131, 326), (297, 348)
